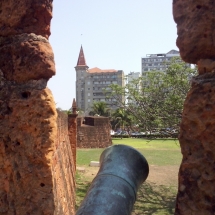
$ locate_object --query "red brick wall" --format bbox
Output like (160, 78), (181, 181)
(77, 116), (112, 148)
(51, 110), (76, 215)
(68, 113), (78, 170)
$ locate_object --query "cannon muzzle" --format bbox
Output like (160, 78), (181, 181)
(76, 144), (149, 215)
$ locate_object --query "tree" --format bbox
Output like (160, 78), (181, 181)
(89, 101), (110, 117)
(111, 108), (135, 131)
(107, 58), (197, 134)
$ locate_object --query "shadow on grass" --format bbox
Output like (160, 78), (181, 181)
(133, 182), (176, 215)
(75, 179), (91, 210)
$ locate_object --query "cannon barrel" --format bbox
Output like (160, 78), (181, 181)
(76, 144), (149, 215)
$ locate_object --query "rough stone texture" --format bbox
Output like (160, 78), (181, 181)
(68, 113), (78, 171)
(0, 82), (57, 214)
(0, 34), (55, 83)
(175, 73), (215, 215)
(173, 1), (215, 214)
(173, 0), (215, 64)
(77, 116), (112, 148)
(0, 0), (76, 214)
(0, 0), (53, 38)
(52, 111), (76, 215)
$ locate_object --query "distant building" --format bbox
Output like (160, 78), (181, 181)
(141, 49), (180, 75)
(127, 72), (141, 83)
(126, 72), (141, 105)
(75, 46), (125, 114)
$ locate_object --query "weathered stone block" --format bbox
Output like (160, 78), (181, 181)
(175, 74), (215, 214)
(0, 87), (57, 214)
(0, 33), (55, 83)
(173, 0), (215, 64)
(0, 0), (53, 38)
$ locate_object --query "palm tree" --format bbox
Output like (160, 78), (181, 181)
(111, 108), (134, 131)
(89, 101), (110, 117)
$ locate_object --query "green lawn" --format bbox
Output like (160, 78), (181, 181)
(76, 138), (182, 214)
(77, 138), (181, 166)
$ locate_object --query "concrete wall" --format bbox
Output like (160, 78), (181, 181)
(77, 116), (112, 148)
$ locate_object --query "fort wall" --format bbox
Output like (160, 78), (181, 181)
(77, 116), (112, 148)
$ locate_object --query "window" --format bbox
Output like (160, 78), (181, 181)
(88, 88), (90, 90)
(88, 93), (90, 96)
(87, 81), (90, 85)
(88, 99), (90, 102)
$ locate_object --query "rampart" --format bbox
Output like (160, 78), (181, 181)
(0, 1), (76, 214)
(51, 110), (76, 214)
(77, 116), (112, 148)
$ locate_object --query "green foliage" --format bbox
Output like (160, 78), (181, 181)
(89, 101), (110, 117)
(111, 107), (135, 130)
(107, 58), (197, 133)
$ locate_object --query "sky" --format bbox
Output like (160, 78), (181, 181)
(48, 0), (178, 110)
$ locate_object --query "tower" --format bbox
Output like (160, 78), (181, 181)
(75, 46), (89, 111)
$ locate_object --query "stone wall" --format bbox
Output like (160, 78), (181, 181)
(68, 113), (78, 169)
(77, 116), (112, 148)
(173, 1), (215, 214)
(52, 110), (76, 215)
(0, 1), (76, 214)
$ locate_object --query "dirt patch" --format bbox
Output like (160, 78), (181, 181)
(77, 164), (179, 187)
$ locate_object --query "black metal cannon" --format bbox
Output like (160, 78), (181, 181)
(76, 144), (149, 215)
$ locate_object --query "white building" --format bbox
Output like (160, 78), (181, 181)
(141, 50), (180, 75)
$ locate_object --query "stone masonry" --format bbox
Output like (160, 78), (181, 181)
(173, 1), (215, 214)
(52, 111), (76, 214)
(68, 99), (78, 170)
(77, 116), (112, 148)
(0, 1), (75, 214)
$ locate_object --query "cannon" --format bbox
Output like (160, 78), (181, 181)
(76, 144), (149, 215)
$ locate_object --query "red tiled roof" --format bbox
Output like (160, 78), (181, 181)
(76, 46), (88, 67)
(88, 67), (117, 73)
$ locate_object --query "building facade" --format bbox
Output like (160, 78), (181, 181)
(75, 46), (124, 114)
(127, 71), (141, 83)
(141, 49), (180, 75)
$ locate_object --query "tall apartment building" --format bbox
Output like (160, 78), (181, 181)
(75, 46), (124, 114)
(141, 49), (180, 75)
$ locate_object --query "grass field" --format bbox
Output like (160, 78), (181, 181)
(76, 138), (182, 214)
(77, 138), (181, 166)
